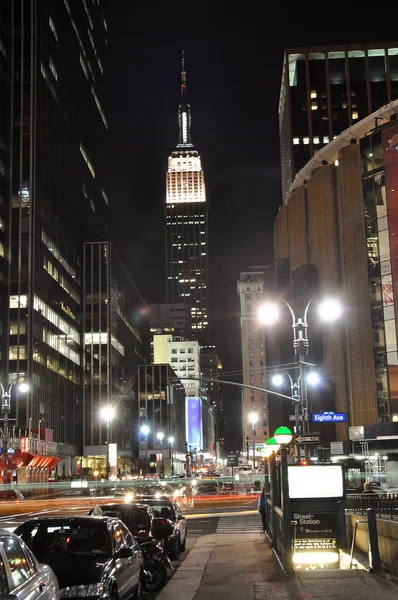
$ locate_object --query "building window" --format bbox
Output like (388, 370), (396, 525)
(10, 322), (26, 335)
(323, 136), (329, 143)
(352, 111), (359, 120)
(9, 346), (27, 360)
(313, 136), (320, 144)
(293, 137), (300, 145)
(171, 358), (178, 363)
(303, 137), (310, 145)
(172, 349), (177, 354)
(310, 90), (317, 99)
(180, 349), (185, 353)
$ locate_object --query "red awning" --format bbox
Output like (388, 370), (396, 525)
(18, 453), (61, 470)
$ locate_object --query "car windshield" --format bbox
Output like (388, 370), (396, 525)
(99, 507), (150, 530)
(149, 504), (175, 520)
(19, 521), (111, 560)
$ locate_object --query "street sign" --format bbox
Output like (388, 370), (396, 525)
(226, 454), (238, 467)
(330, 441), (344, 455)
(294, 434), (320, 445)
(312, 411), (346, 423)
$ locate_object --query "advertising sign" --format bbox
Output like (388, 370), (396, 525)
(186, 397), (202, 449)
(288, 465), (344, 499)
(311, 412), (346, 423)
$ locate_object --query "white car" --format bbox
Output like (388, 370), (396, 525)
(0, 529), (59, 600)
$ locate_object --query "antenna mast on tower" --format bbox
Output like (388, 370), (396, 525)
(181, 50), (187, 97)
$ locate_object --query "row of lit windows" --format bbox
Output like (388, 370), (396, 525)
(44, 259), (80, 304)
(80, 143), (95, 177)
(84, 332), (125, 356)
(64, 0), (95, 81)
(42, 230), (78, 282)
(91, 86), (108, 129)
(32, 295), (80, 344)
(43, 327), (80, 365)
(33, 351), (80, 385)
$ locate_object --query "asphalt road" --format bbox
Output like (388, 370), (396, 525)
(0, 497), (260, 599)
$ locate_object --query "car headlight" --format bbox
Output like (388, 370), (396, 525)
(124, 492), (134, 503)
(61, 583), (104, 598)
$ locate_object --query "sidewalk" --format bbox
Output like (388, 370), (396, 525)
(157, 532), (398, 600)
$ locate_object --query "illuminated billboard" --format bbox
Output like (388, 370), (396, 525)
(186, 397), (202, 449)
(288, 465), (344, 499)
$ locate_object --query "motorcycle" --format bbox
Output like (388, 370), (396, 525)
(139, 538), (174, 592)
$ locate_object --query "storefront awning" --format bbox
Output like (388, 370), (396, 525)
(18, 453), (61, 470)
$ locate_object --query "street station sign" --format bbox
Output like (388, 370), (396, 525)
(312, 411), (346, 423)
(294, 434), (320, 445)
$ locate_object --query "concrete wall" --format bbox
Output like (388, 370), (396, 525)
(345, 513), (398, 577)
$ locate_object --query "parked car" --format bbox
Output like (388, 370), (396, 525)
(0, 489), (24, 502)
(14, 516), (143, 600)
(132, 497), (187, 560)
(88, 504), (154, 542)
(0, 528), (59, 600)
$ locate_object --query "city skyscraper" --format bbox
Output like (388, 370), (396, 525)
(237, 268), (270, 458)
(279, 43), (398, 201)
(0, 2), (148, 481)
(165, 52), (209, 342)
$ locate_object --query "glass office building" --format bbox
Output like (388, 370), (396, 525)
(280, 43), (398, 201)
(3, 1), (109, 450)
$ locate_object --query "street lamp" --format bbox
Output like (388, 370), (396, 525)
(249, 412), (258, 469)
(0, 378), (29, 483)
(141, 424), (150, 475)
(101, 406), (115, 481)
(258, 297), (342, 438)
(168, 436), (175, 476)
(274, 426), (293, 446)
(271, 370), (321, 436)
(157, 432), (164, 478)
(265, 436), (280, 457)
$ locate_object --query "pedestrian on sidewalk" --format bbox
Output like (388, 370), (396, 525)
(258, 487), (267, 532)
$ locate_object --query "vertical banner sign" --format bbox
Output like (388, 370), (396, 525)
(108, 443), (117, 480)
(186, 397), (202, 449)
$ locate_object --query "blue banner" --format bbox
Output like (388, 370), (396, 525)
(186, 397), (202, 448)
(311, 412), (346, 423)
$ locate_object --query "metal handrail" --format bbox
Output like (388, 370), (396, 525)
(346, 493), (398, 519)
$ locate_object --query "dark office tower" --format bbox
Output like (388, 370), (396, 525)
(280, 43), (398, 201)
(83, 242), (147, 467)
(165, 52), (209, 343)
(5, 1), (109, 448)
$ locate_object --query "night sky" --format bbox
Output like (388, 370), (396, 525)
(100, 3), (397, 449)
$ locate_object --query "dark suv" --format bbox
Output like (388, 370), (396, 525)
(132, 496), (187, 560)
(15, 516), (143, 600)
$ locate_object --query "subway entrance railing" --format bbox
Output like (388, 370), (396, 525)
(265, 454), (346, 574)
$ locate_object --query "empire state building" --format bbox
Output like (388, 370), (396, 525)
(165, 53), (208, 341)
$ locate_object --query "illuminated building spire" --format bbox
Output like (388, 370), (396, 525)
(181, 50), (187, 97)
(177, 50), (193, 148)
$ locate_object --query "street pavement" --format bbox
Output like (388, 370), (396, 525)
(158, 519), (398, 600)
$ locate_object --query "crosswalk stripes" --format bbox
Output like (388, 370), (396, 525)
(216, 513), (262, 533)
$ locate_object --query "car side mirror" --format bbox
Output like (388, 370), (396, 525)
(114, 547), (133, 559)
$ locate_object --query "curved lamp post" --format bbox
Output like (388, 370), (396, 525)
(258, 297), (342, 440)
(0, 379), (29, 483)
